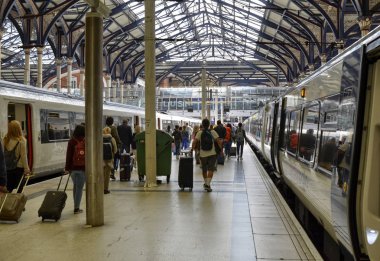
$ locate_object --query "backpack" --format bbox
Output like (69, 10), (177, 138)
(225, 128), (231, 141)
(236, 128), (244, 143)
(72, 139), (85, 167)
(4, 141), (20, 171)
(201, 130), (213, 151)
(103, 136), (113, 160)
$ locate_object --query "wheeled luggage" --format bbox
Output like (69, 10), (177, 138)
(38, 173), (70, 222)
(230, 145), (237, 157)
(178, 156), (193, 191)
(0, 175), (30, 223)
(120, 152), (132, 181)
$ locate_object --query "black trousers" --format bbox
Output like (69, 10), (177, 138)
(6, 167), (24, 193)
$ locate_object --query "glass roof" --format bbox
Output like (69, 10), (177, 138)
(125, 0), (265, 62)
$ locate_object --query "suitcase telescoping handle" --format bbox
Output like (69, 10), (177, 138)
(0, 174), (30, 214)
(57, 172), (71, 192)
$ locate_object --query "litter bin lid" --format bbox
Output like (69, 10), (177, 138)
(134, 130), (173, 145)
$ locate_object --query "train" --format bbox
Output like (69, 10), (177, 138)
(0, 80), (200, 179)
(243, 26), (380, 260)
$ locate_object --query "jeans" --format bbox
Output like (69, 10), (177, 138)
(237, 142), (244, 157)
(182, 138), (189, 150)
(71, 170), (86, 209)
(175, 142), (181, 156)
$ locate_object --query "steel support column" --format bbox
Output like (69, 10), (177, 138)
(67, 58), (73, 94)
(144, 0), (157, 187)
(0, 30), (3, 79)
(120, 81), (124, 104)
(80, 67), (85, 97)
(24, 48), (31, 85)
(37, 47), (43, 88)
(56, 58), (62, 92)
(201, 68), (206, 119)
(85, 10), (104, 227)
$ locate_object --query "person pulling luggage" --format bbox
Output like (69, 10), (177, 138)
(64, 125), (85, 214)
(3, 120), (31, 193)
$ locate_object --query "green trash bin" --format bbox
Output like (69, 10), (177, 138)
(135, 130), (174, 183)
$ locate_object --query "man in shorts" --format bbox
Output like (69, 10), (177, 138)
(192, 118), (222, 192)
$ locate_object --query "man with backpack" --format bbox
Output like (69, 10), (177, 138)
(117, 119), (133, 154)
(235, 122), (247, 161)
(192, 118), (222, 192)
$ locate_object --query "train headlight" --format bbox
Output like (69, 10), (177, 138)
(366, 227), (379, 245)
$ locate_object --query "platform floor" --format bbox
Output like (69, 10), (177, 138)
(0, 147), (322, 261)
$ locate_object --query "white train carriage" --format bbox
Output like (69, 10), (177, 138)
(0, 80), (200, 178)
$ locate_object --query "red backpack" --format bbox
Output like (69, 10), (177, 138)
(72, 139), (85, 167)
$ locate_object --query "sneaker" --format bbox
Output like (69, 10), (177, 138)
(104, 190), (110, 194)
(203, 183), (207, 190)
(110, 175), (116, 180)
(74, 208), (83, 214)
(204, 184), (212, 192)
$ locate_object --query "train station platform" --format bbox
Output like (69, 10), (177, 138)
(1, 147), (322, 261)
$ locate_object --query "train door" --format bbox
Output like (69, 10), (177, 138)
(271, 102), (279, 172)
(360, 58), (380, 260)
(7, 103), (33, 170)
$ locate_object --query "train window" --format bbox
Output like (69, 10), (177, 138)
(285, 110), (301, 154)
(299, 104), (320, 162)
(40, 110), (71, 143)
(318, 131), (339, 172)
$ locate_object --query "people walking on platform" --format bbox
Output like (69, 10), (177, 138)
(117, 119), (133, 153)
(181, 125), (190, 150)
(172, 125), (182, 159)
(185, 123), (193, 139)
(106, 116), (121, 180)
(64, 124), (85, 214)
(102, 127), (117, 194)
(132, 125), (141, 169)
(235, 122), (247, 161)
(3, 120), (30, 193)
(192, 118), (222, 192)
(0, 140), (7, 193)
(224, 123), (233, 158)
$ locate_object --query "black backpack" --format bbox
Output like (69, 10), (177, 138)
(103, 137), (113, 160)
(201, 130), (213, 151)
(4, 141), (20, 171)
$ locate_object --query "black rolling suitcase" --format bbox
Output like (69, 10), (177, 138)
(38, 173), (70, 222)
(120, 152), (132, 181)
(178, 156), (193, 191)
(0, 175), (30, 223)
